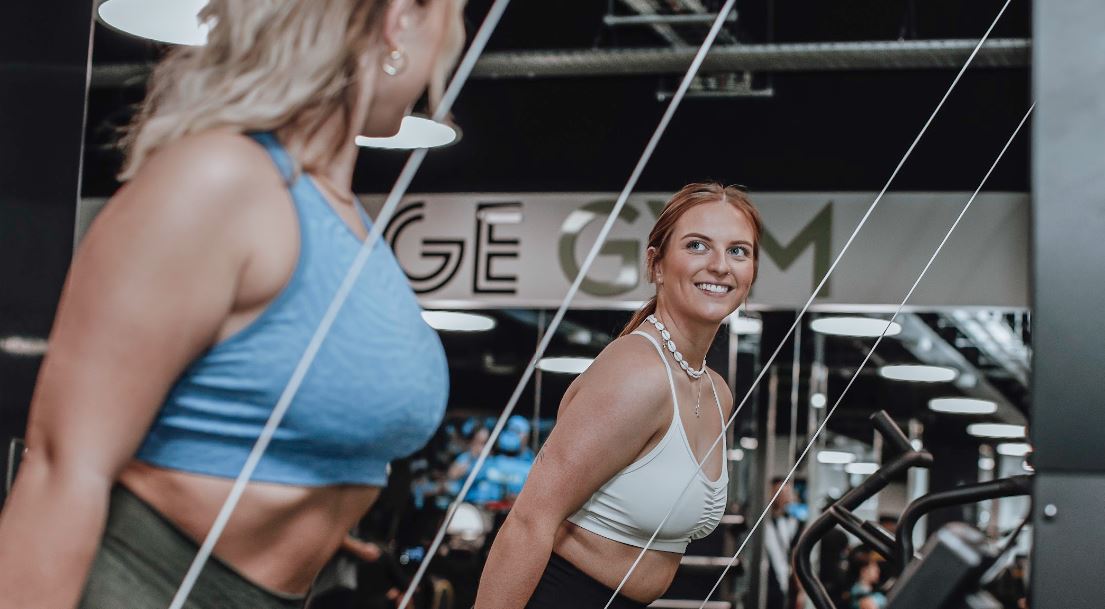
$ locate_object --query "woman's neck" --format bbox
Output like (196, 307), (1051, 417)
(278, 118), (359, 196)
(278, 73), (373, 201)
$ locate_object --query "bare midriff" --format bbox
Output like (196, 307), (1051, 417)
(552, 520), (682, 604)
(118, 461), (380, 595)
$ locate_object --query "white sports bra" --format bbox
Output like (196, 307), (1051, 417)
(567, 330), (729, 553)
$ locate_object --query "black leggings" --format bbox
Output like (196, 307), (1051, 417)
(526, 553), (648, 609)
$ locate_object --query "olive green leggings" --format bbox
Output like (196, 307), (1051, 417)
(80, 485), (305, 609)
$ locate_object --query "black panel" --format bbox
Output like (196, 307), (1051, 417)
(0, 0), (93, 502)
(1030, 473), (1105, 608)
(1031, 0), (1105, 606)
(1030, 0), (1105, 475)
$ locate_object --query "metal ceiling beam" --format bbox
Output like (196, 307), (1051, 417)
(617, 0), (687, 47)
(603, 13), (737, 27)
(90, 39), (1030, 90)
(896, 314), (1026, 426)
(469, 39), (1030, 79)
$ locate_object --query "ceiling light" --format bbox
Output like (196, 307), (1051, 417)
(810, 392), (827, 409)
(726, 312), (762, 335)
(98, 0), (210, 46)
(956, 372), (978, 388)
(739, 436), (759, 450)
(0, 336), (48, 356)
(967, 423), (1027, 439)
(421, 311), (496, 332)
(810, 316), (902, 338)
(996, 442), (1032, 457)
(978, 457), (995, 471)
(880, 365), (958, 383)
(844, 462), (879, 475)
(536, 357), (593, 375)
(727, 449), (745, 462)
(356, 116), (458, 150)
(817, 450), (856, 465)
(929, 397), (997, 415)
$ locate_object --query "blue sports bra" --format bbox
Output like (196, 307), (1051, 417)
(134, 132), (448, 487)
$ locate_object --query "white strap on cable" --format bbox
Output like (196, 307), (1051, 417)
(396, 2), (740, 607)
(694, 102), (1034, 609)
(165, 3), (512, 607)
(601, 1), (1015, 605)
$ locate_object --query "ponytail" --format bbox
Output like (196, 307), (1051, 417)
(618, 297), (657, 338)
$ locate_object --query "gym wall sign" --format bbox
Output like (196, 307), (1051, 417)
(364, 192), (1029, 310)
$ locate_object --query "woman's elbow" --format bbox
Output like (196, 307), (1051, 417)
(501, 504), (562, 542)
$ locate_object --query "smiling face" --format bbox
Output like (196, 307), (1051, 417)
(651, 200), (757, 325)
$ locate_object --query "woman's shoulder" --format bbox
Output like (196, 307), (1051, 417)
(107, 129), (288, 234)
(568, 332), (672, 405)
(556, 332), (674, 434)
(128, 129), (279, 197)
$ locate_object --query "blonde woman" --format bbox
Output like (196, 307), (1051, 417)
(475, 183), (763, 608)
(0, 1), (464, 608)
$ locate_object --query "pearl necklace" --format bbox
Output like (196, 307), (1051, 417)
(646, 314), (706, 380)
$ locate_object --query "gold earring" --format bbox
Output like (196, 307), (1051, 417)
(382, 47), (407, 76)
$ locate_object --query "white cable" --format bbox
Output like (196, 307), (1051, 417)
(397, 2), (740, 607)
(601, 1), (1015, 605)
(695, 103), (1034, 609)
(165, 3), (512, 607)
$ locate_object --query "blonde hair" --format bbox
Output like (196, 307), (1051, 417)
(120, 0), (463, 180)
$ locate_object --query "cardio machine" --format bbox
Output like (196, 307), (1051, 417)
(793, 411), (1032, 609)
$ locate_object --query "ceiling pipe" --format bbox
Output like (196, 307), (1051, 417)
(90, 38), (1030, 89)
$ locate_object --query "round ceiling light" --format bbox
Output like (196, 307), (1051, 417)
(0, 336), (48, 356)
(810, 316), (902, 338)
(844, 462), (879, 475)
(967, 423), (1027, 439)
(536, 357), (593, 375)
(996, 442), (1032, 457)
(880, 364), (958, 383)
(928, 397), (997, 415)
(98, 0), (210, 46)
(356, 116), (458, 150)
(810, 392), (828, 409)
(421, 311), (496, 332)
(816, 450), (856, 465)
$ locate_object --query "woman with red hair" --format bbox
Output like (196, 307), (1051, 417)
(476, 183), (763, 608)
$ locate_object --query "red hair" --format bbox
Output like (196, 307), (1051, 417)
(619, 182), (763, 338)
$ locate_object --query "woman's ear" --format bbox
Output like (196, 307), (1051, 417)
(646, 246), (662, 285)
(380, 0), (416, 51)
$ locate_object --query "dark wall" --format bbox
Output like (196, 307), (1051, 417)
(0, 1), (93, 501)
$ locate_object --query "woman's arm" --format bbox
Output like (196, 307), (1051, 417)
(0, 133), (279, 609)
(474, 337), (670, 609)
